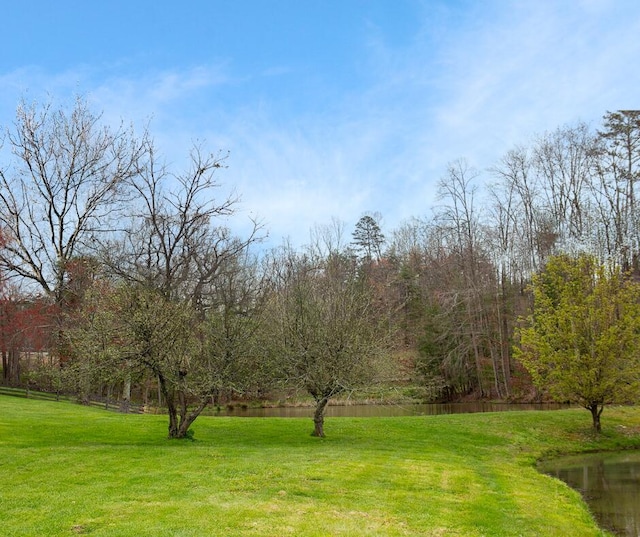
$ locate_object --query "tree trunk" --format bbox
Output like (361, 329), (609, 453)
(2, 349), (21, 387)
(497, 275), (511, 397)
(120, 367), (131, 413)
(157, 375), (163, 408)
(105, 384), (112, 410)
(588, 403), (603, 432)
(157, 375), (180, 438)
(312, 396), (330, 437)
(174, 400), (209, 439)
(470, 327), (485, 397)
(466, 296), (486, 397)
(489, 344), (502, 399)
(167, 402), (180, 438)
(158, 374), (209, 439)
(1, 350), (6, 386)
(80, 371), (91, 405)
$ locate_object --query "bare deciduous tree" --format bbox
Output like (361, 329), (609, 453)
(102, 143), (262, 307)
(0, 97), (147, 305)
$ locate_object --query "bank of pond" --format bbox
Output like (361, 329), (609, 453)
(140, 401), (640, 536)
(214, 401), (569, 417)
(228, 400), (640, 536)
(540, 450), (640, 537)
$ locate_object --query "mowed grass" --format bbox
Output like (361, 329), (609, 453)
(2, 398), (640, 536)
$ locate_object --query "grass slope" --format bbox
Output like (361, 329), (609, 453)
(2, 397), (640, 536)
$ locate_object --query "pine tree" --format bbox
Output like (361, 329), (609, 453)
(352, 214), (385, 261)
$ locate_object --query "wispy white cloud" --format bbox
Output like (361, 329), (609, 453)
(0, 63), (231, 138)
(210, 0), (640, 246)
(0, 66), (92, 117)
(88, 64), (231, 126)
(2, 1), (639, 249)
(424, 1), (640, 155)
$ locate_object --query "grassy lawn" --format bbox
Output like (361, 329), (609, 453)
(2, 397), (640, 536)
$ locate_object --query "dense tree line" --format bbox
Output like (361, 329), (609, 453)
(384, 111), (640, 404)
(1, 98), (639, 435)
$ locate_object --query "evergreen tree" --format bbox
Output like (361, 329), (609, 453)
(352, 214), (385, 261)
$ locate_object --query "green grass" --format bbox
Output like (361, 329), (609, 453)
(2, 398), (640, 536)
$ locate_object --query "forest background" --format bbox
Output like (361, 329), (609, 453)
(1, 103), (639, 436)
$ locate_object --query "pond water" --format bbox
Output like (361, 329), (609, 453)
(214, 401), (567, 418)
(539, 451), (640, 536)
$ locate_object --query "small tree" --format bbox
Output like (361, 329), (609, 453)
(266, 247), (386, 437)
(198, 253), (272, 402)
(63, 281), (136, 407)
(515, 254), (640, 431)
(70, 273), (267, 439)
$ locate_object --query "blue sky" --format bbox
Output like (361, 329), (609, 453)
(2, 0), (640, 247)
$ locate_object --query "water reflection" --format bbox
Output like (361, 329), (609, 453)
(215, 401), (567, 418)
(539, 451), (640, 537)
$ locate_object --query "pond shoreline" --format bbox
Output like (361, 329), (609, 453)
(202, 400), (571, 418)
(539, 449), (640, 537)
